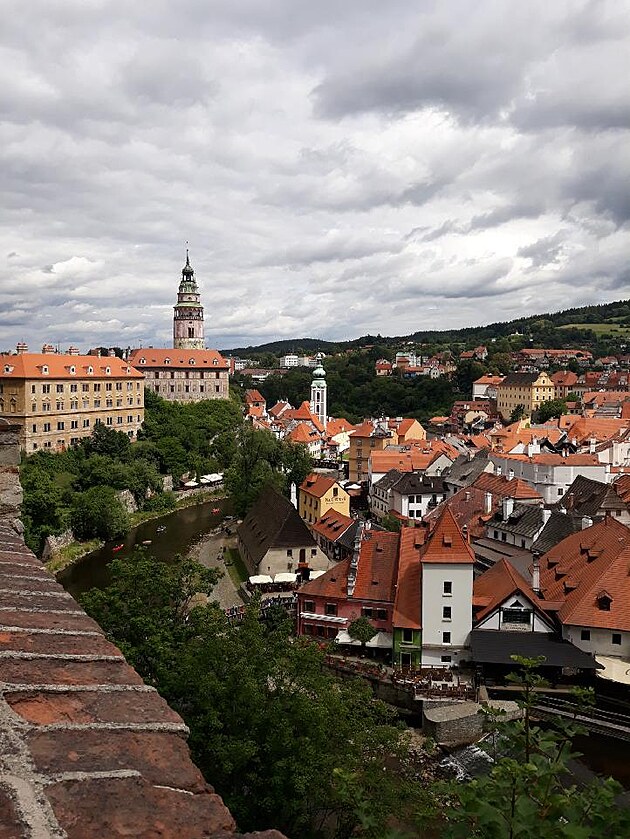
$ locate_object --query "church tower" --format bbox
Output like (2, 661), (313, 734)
(173, 250), (204, 350)
(310, 353), (327, 430)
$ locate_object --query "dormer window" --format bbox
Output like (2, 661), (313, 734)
(87, 366), (93, 375)
(69, 366), (76, 375)
(213, 359), (218, 365)
(164, 358), (171, 365)
(189, 358), (195, 365)
(42, 365), (48, 375)
(105, 366), (111, 375)
(139, 358), (146, 365)
(597, 591), (612, 611)
(3, 365), (12, 374)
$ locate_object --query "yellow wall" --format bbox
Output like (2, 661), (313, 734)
(299, 484), (350, 524)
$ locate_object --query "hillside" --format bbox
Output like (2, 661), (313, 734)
(222, 298), (630, 356)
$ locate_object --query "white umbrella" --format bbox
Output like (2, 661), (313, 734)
(249, 575), (273, 585)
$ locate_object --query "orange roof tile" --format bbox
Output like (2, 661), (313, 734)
(540, 518), (630, 631)
(421, 507), (475, 564)
(353, 531), (400, 602)
(393, 528), (424, 629)
(288, 423), (321, 444)
(300, 473), (339, 498)
(473, 472), (542, 501)
(0, 353), (143, 380)
(325, 418), (355, 436)
(128, 348), (227, 369)
(473, 559), (547, 623)
(311, 512), (355, 541)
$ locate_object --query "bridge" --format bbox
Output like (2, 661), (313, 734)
(533, 696), (630, 742)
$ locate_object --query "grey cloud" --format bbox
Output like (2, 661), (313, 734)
(517, 231), (567, 270)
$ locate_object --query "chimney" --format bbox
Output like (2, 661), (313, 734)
(347, 522), (364, 598)
(41, 343), (55, 354)
(108, 348), (116, 357)
(495, 464), (502, 477)
(589, 437), (596, 454)
(581, 516), (593, 530)
(484, 491), (492, 515)
(67, 345), (80, 356)
(15, 342), (28, 355)
(532, 552), (541, 596)
(503, 497), (514, 519)
(290, 482), (297, 510)
(508, 468), (515, 481)
(542, 508), (551, 525)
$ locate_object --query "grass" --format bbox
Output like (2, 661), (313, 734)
(47, 539), (103, 574)
(559, 322), (630, 337)
(223, 547), (249, 588)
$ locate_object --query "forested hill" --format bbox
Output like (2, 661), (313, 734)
(222, 298), (630, 355)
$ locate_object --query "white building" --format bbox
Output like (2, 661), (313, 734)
(489, 452), (610, 505)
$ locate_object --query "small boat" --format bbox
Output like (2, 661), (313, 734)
(212, 508), (220, 514)
(141, 540), (152, 546)
(156, 526), (166, 533)
(112, 544), (124, 553)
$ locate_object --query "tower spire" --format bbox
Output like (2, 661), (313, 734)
(173, 250), (204, 350)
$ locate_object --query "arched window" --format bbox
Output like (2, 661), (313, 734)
(189, 358), (195, 365)
(105, 366), (111, 375)
(42, 365), (48, 375)
(69, 366), (76, 374)
(164, 357), (171, 365)
(87, 366), (93, 375)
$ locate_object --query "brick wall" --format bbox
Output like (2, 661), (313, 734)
(0, 422), (285, 838)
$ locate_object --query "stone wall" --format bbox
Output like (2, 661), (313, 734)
(422, 702), (484, 746)
(0, 422), (285, 839)
(41, 529), (75, 563)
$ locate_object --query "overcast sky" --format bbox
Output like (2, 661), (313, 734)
(1, 0), (629, 352)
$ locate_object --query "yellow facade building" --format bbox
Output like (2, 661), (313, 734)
(348, 421), (396, 483)
(496, 371), (556, 421)
(299, 473), (350, 524)
(0, 347), (144, 453)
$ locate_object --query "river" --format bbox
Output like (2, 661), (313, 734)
(57, 498), (231, 599)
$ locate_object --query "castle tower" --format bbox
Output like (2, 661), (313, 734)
(173, 250), (204, 350)
(310, 352), (327, 431)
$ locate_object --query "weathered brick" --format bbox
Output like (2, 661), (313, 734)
(0, 629), (120, 656)
(7, 689), (182, 726)
(46, 777), (236, 839)
(0, 657), (145, 687)
(0, 575), (66, 593)
(0, 785), (26, 839)
(0, 592), (78, 611)
(29, 730), (205, 792)
(0, 608), (101, 633)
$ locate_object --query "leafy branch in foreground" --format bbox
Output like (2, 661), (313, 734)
(444, 655), (630, 839)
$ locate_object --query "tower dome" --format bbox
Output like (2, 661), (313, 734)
(173, 249), (204, 350)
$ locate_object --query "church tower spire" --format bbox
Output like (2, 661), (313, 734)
(173, 250), (204, 350)
(310, 352), (327, 430)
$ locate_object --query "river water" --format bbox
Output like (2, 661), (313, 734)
(57, 499), (230, 600)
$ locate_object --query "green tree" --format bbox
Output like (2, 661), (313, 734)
(348, 616), (377, 653)
(70, 485), (130, 541)
(444, 656), (630, 839)
(381, 513), (402, 533)
(80, 554), (433, 838)
(509, 404), (526, 423)
(537, 398), (567, 423)
(81, 423), (132, 461)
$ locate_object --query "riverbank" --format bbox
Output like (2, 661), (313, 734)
(46, 488), (228, 576)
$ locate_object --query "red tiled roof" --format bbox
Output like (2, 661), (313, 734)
(473, 375), (505, 386)
(300, 473), (338, 498)
(299, 558), (350, 600)
(540, 518), (630, 631)
(326, 418), (355, 436)
(421, 507), (475, 564)
(353, 531), (400, 602)
(473, 559), (546, 623)
(128, 348), (228, 369)
(245, 389), (265, 403)
(311, 512), (354, 541)
(392, 529), (424, 628)
(425, 485), (499, 539)
(473, 472), (542, 501)
(288, 423), (321, 444)
(0, 353), (143, 380)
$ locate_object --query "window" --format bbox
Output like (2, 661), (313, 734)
(402, 629), (413, 643)
(325, 603), (337, 616)
(612, 633), (622, 646)
(503, 608), (531, 625)
(362, 607), (373, 618)
(580, 629), (591, 641)
(42, 384), (51, 394)
(70, 384), (77, 393)
(332, 487), (338, 497)
(376, 609), (387, 620)
(56, 421), (64, 431)
(56, 384), (64, 393)
(443, 581), (452, 595)
(303, 600), (315, 613)
(117, 416), (123, 424)
(31, 424), (37, 433)
(83, 419), (90, 428)
(106, 417), (113, 426)
(31, 385), (35, 394)
(43, 422), (51, 432)
(106, 383), (113, 391)
(441, 655), (452, 663)
(311, 548), (316, 556)
(286, 549), (292, 557)
(71, 420), (78, 429)
(94, 383), (101, 392)
(442, 606), (452, 620)
(442, 631), (451, 644)
(82, 384), (89, 392)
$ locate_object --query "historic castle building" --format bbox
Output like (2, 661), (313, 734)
(173, 251), (204, 350)
(127, 252), (229, 404)
(309, 353), (327, 431)
(0, 345), (144, 453)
